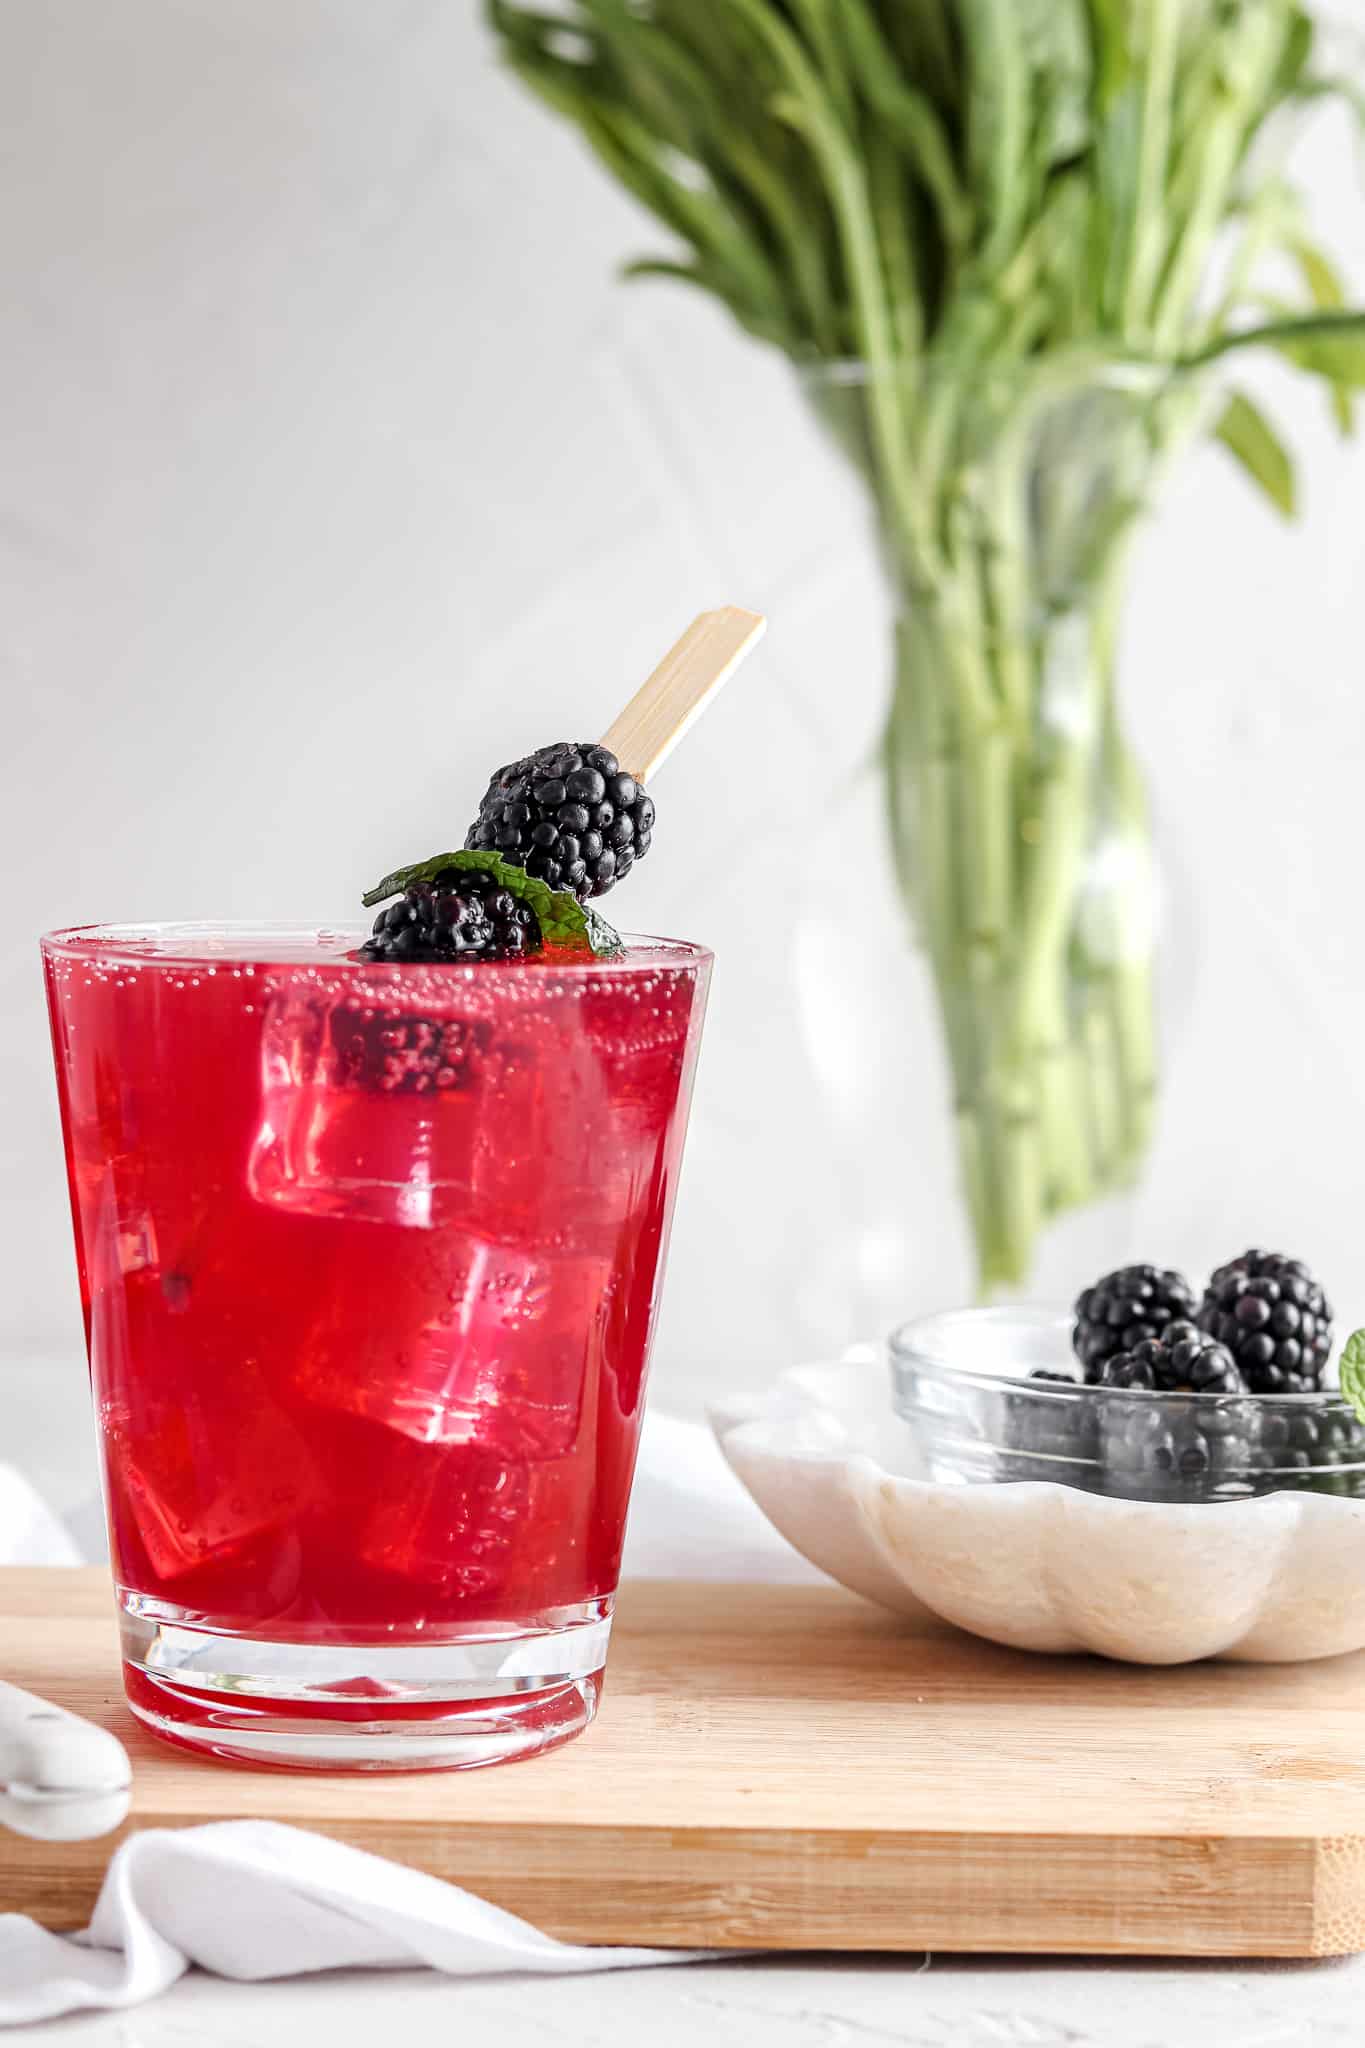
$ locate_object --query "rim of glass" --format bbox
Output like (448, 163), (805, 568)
(39, 921), (712, 976)
(889, 1305), (1351, 1410)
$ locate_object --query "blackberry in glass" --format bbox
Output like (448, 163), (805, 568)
(1256, 1406), (1365, 1498)
(1095, 1322), (1244, 1395)
(1094, 1323), (1253, 1499)
(1097, 1394), (1257, 1498)
(1005, 1366), (1096, 1481)
(329, 1008), (490, 1096)
(1197, 1249), (1333, 1393)
(1072, 1265), (1197, 1379)
(465, 742), (656, 901)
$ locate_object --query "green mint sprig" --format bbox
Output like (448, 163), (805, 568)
(1339, 1331), (1365, 1424)
(362, 849), (622, 957)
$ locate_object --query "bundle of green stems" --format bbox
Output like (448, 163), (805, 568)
(490, 0), (1365, 1287)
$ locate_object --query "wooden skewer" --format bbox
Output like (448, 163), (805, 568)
(600, 606), (767, 785)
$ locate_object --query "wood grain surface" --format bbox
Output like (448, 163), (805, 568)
(5, 1569), (1365, 1956)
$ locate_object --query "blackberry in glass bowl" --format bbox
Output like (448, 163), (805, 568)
(1072, 1265), (1198, 1378)
(1196, 1249), (1333, 1393)
(889, 1306), (1365, 1504)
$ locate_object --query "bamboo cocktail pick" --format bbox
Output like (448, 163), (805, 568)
(600, 606), (766, 785)
(358, 605), (768, 948)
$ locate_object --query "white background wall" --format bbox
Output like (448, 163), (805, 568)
(5, 2), (1365, 1444)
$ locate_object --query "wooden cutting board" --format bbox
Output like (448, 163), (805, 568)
(7, 1567), (1365, 1957)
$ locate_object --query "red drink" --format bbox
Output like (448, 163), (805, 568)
(42, 923), (709, 1768)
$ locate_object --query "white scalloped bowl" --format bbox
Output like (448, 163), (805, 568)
(711, 1354), (1365, 1665)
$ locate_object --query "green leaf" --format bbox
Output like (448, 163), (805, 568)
(1273, 7), (1316, 101)
(958, 0), (1030, 265)
(832, 0), (972, 254)
(1213, 390), (1296, 518)
(1291, 235), (1346, 314)
(1283, 242), (1356, 434)
(1275, 327), (1365, 389)
(362, 851), (623, 957)
(1185, 310), (1365, 384)
(1082, 0), (1132, 112)
(1340, 1330), (1365, 1426)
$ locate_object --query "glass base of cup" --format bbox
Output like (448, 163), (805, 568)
(118, 1591), (611, 1771)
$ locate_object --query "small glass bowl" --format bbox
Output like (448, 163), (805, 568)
(889, 1307), (1365, 1504)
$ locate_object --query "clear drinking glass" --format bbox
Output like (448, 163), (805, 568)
(41, 922), (710, 1770)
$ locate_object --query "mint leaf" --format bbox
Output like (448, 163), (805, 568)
(1340, 1330), (1365, 1423)
(362, 850), (622, 957)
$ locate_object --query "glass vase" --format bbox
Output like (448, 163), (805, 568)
(800, 358), (1207, 1297)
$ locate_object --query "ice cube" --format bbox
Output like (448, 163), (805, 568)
(249, 984), (513, 1227)
(93, 1272), (321, 1583)
(359, 1436), (531, 1596)
(247, 981), (643, 1244)
(294, 1234), (610, 1460)
(102, 1390), (317, 1583)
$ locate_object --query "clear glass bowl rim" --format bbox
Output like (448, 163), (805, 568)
(39, 920), (713, 978)
(889, 1304), (1357, 1415)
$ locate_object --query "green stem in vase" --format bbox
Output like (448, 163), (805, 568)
(488, 0), (1365, 1290)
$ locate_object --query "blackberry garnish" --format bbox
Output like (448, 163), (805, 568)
(1197, 1249), (1334, 1393)
(1094, 1321), (1245, 1395)
(465, 741), (655, 901)
(1072, 1264), (1198, 1378)
(360, 869), (540, 965)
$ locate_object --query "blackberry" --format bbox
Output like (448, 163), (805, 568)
(1007, 1367), (1097, 1480)
(1256, 1406), (1365, 1497)
(1072, 1264), (1198, 1379)
(1093, 1323), (1252, 1499)
(1098, 1392), (1257, 1498)
(331, 1006), (489, 1095)
(1197, 1249), (1334, 1393)
(465, 741), (655, 901)
(1094, 1322), (1245, 1395)
(360, 869), (539, 964)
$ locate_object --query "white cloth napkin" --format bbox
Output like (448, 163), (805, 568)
(0, 1466), (81, 1569)
(0, 1820), (704, 2025)
(0, 1409), (812, 2020)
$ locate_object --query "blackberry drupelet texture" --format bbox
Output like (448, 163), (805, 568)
(1093, 1323), (1252, 1497)
(465, 741), (656, 901)
(360, 869), (540, 964)
(1009, 1367), (1096, 1477)
(1257, 1406), (1365, 1495)
(1094, 1321), (1245, 1395)
(1098, 1393), (1257, 1495)
(1197, 1249), (1334, 1393)
(331, 1008), (489, 1095)
(1072, 1264), (1197, 1378)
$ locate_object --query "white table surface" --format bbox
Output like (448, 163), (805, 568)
(14, 1953), (1365, 2048)
(7, 1360), (1365, 2045)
